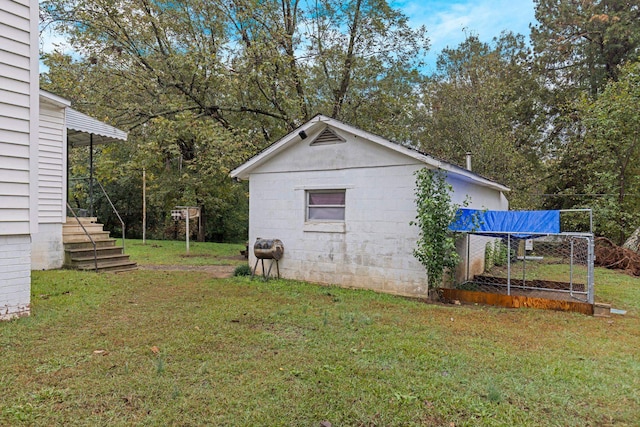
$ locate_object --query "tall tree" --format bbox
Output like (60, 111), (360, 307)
(533, 0), (640, 240)
(41, 0), (428, 140)
(561, 61), (640, 243)
(530, 0), (640, 161)
(40, 0), (429, 240)
(416, 33), (546, 209)
(531, 0), (640, 97)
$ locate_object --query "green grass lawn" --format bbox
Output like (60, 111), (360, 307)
(1, 243), (638, 426)
(120, 238), (246, 266)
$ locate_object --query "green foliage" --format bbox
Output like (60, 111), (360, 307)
(417, 32), (547, 209)
(41, 0), (429, 139)
(581, 61), (640, 243)
(233, 264), (252, 277)
(531, 0), (640, 96)
(39, 0), (640, 246)
(411, 168), (464, 289)
(484, 242), (494, 271)
(485, 240), (509, 271)
(40, 0), (430, 242)
(545, 61), (640, 243)
(533, 1), (640, 242)
(494, 240), (508, 267)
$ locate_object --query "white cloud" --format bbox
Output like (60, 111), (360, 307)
(396, 0), (536, 72)
(40, 26), (73, 55)
(39, 25), (82, 73)
(38, 0), (537, 74)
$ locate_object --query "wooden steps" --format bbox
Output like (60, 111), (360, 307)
(63, 217), (137, 273)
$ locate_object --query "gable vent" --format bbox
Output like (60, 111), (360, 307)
(310, 127), (346, 146)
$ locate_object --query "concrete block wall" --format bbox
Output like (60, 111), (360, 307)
(30, 223), (63, 270)
(249, 162), (506, 298)
(0, 235), (31, 319)
(249, 156), (510, 297)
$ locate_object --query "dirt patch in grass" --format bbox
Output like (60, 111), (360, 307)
(137, 264), (235, 278)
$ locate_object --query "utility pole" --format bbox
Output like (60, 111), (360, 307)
(142, 168), (146, 244)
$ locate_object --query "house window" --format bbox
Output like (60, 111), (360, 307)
(307, 190), (345, 221)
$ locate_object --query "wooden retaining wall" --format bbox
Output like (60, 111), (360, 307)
(441, 288), (595, 316)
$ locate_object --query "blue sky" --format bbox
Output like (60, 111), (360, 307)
(40, 0), (538, 73)
(394, 0), (537, 73)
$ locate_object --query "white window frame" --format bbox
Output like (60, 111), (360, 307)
(306, 189), (346, 222)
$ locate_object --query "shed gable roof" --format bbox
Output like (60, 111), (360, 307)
(230, 114), (509, 192)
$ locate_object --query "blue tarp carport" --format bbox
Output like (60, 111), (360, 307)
(449, 209), (560, 237)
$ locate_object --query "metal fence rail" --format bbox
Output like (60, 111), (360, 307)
(455, 232), (594, 304)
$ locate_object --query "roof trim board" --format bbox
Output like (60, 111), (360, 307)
(231, 114), (510, 193)
(39, 90), (71, 108)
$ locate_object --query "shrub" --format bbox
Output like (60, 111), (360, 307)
(233, 264), (252, 277)
(485, 242), (494, 270)
(495, 239), (508, 266)
(411, 168), (467, 289)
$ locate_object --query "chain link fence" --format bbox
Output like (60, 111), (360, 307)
(453, 232), (595, 304)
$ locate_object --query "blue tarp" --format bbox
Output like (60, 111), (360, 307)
(449, 209), (560, 236)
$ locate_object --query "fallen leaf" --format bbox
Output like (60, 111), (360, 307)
(150, 346), (160, 354)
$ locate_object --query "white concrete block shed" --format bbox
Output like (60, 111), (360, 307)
(231, 115), (509, 298)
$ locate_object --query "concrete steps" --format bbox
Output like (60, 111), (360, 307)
(63, 217), (137, 273)
(63, 231), (112, 243)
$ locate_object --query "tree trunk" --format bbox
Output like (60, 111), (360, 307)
(622, 226), (640, 253)
(197, 204), (205, 242)
(332, 0), (362, 118)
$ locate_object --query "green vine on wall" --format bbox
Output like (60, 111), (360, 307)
(411, 168), (466, 290)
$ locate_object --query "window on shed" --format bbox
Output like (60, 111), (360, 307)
(307, 190), (346, 221)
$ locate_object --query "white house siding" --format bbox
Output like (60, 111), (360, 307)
(0, 0), (38, 318)
(247, 129), (507, 298)
(37, 99), (65, 223)
(0, 235), (31, 318)
(31, 96), (67, 269)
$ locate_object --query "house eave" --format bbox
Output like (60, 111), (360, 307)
(230, 114), (510, 193)
(231, 115), (328, 180)
(39, 90), (71, 108)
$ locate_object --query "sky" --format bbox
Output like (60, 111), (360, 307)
(394, 0), (537, 73)
(40, 0), (538, 74)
